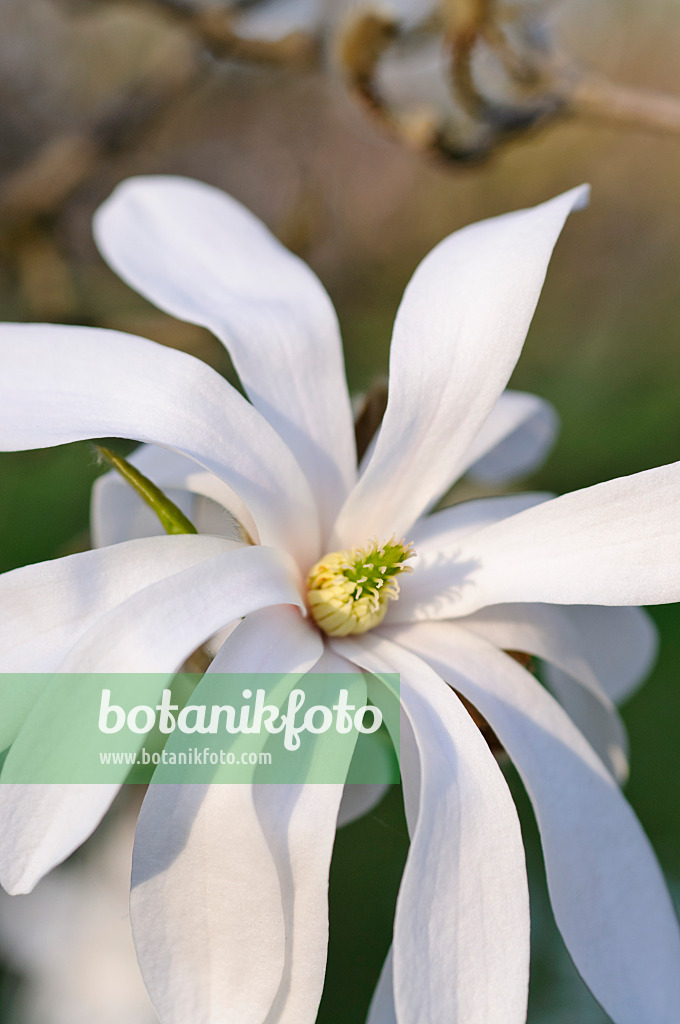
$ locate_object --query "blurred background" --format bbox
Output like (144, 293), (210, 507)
(0, 0), (679, 1020)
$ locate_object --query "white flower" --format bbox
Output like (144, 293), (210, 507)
(0, 796), (156, 1024)
(0, 177), (679, 1024)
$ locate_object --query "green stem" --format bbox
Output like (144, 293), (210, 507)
(95, 445), (198, 535)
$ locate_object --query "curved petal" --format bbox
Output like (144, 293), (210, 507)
(366, 949), (396, 1024)
(336, 784), (388, 828)
(461, 390), (558, 484)
(455, 603), (629, 781)
(251, 647), (362, 1024)
(130, 606), (322, 1024)
(92, 444), (258, 548)
(335, 633), (530, 1024)
(541, 605), (658, 705)
(332, 186), (588, 546)
(407, 492), (551, 553)
(0, 785), (120, 895)
(0, 323), (319, 565)
(94, 177), (356, 537)
(394, 622), (680, 1024)
(0, 536), (235, 805)
(543, 663), (629, 784)
(57, 544), (304, 672)
(400, 461), (680, 619)
(0, 548), (302, 893)
(387, 493), (550, 627)
(0, 533), (233, 678)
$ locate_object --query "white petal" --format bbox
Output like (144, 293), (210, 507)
(251, 647), (362, 1024)
(543, 663), (629, 784)
(335, 633), (530, 1024)
(407, 492), (550, 553)
(94, 177), (356, 537)
(134, 783), (286, 1024)
(207, 602), (323, 673)
(332, 186), (588, 545)
(461, 390), (558, 484)
(540, 604), (658, 705)
(456, 603), (629, 781)
(132, 631), (354, 1024)
(130, 606), (322, 1024)
(2, 680), (162, 892)
(0, 539), (235, 884)
(92, 444), (258, 548)
(400, 461), (680, 618)
(0, 785), (120, 895)
(366, 949), (396, 1024)
(0, 533), (233, 683)
(58, 544), (304, 672)
(336, 783), (388, 828)
(387, 493), (550, 626)
(0, 323), (319, 564)
(0, 546), (301, 893)
(394, 622), (680, 1024)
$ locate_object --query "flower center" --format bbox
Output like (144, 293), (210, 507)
(306, 537), (415, 637)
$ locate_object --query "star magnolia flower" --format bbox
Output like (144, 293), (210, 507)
(0, 796), (156, 1024)
(0, 177), (679, 1024)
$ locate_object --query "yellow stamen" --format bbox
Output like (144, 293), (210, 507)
(306, 536), (415, 637)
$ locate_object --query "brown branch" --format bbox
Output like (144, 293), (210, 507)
(567, 72), (680, 137)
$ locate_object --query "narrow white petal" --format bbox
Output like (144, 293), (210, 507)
(0, 537), (235, 894)
(400, 461), (680, 618)
(366, 949), (396, 1024)
(394, 622), (680, 1024)
(132, 629), (352, 1024)
(0, 323), (319, 564)
(541, 605), (658, 705)
(332, 186), (588, 545)
(461, 390), (558, 484)
(133, 784), (286, 1024)
(543, 663), (629, 784)
(131, 607), (322, 1024)
(95, 177), (356, 536)
(407, 492), (550, 554)
(0, 547), (301, 893)
(0, 534), (233, 679)
(336, 783), (388, 828)
(0, 785), (120, 895)
(335, 634), (530, 1024)
(251, 648), (361, 1024)
(58, 544), (304, 672)
(387, 493), (549, 627)
(456, 603), (629, 781)
(0, 675), (205, 896)
(207, 603), (323, 674)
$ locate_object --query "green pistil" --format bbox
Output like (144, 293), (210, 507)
(341, 539), (415, 599)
